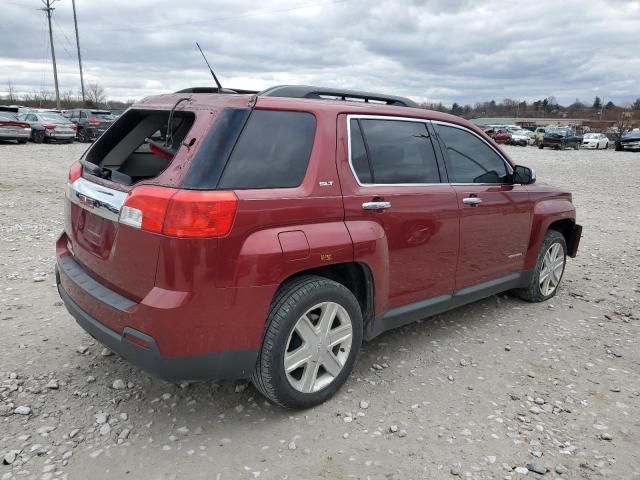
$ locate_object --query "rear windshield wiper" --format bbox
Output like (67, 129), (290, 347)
(80, 159), (132, 185)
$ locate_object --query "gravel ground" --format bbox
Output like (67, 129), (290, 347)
(0, 141), (639, 480)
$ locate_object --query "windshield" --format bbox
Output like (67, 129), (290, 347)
(584, 133), (598, 139)
(548, 128), (568, 136)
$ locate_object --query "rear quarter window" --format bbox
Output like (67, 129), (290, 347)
(218, 110), (316, 189)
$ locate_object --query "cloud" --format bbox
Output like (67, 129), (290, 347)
(1, 0), (638, 105)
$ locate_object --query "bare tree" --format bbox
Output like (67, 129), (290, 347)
(5, 81), (17, 103)
(86, 83), (106, 107)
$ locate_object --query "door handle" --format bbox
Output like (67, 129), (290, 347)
(362, 201), (391, 210)
(462, 197), (482, 205)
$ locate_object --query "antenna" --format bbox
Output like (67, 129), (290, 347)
(196, 42), (222, 90)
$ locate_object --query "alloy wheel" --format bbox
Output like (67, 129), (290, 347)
(539, 243), (565, 296)
(284, 302), (353, 393)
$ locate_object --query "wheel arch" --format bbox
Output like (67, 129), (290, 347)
(274, 262), (375, 334)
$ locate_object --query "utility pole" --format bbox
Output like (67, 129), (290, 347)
(71, 0), (86, 104)
(40, 0), (61, 109)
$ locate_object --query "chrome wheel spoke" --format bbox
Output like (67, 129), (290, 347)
(300, 362), (320, 393)
(320, 351), (343, 377)
(328, 323), (352, 347)
(318, 303), (338, 335)
(295, 315), (318, 344)
(284, 346), (313, 373)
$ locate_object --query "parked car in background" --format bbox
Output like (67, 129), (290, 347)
(508, 129), (533, 146)
(0, 112), (31, 144)
(486, 128), (512, 144)
(615, 128), (640, 152)
(581, 133), (609, 150)
(18, 111), (76, 143)
(56, 85), (582, 408)
(539, 127), (581, 150)
(533, 127), (546, 144)
(63, 109), (116, 142)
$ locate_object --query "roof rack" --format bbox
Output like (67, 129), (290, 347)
(174, 85), (419, 108)
(258, 85), (419, 108)
(175, 87), (259, 94)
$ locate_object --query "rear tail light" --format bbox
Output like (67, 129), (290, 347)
(43, 124), (57, 130)
(68, 161), (82, 183)
(88, 119), (101, 126)
(69, 124), (77, 130)
(120, 186), (238, 238)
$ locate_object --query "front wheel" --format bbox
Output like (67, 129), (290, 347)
(252, 276), (363, 409)
(77, 128), (89, 143)
(538, 144), (544, 149)
(517, 230), (567, 302)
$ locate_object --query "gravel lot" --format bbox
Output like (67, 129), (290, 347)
(1, 141), (639, 480)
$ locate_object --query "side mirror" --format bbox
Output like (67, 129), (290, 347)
(512, 165), (536, 184)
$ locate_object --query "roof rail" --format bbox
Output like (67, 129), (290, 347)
(258, 85), (419, 108)
(175, 87), (259, 94)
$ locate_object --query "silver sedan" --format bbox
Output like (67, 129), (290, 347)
(0, 112), (31, 143)
(18, 111), (76, 143)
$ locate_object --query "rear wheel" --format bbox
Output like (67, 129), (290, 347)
(77, 128), (89, 143)
(252, 276), (363, 409)
(32, 130), (45, 144)
(538, 144), (544, 149)
(517, 230), (567, 303)
(17, 139), (27, 144)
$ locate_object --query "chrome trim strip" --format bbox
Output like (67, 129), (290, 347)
(66, 177), (127, 222)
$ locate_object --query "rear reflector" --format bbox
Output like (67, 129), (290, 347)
(68, 161), (82, 183)
(120, 186), (238, 238)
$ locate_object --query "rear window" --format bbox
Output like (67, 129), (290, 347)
(91, 111), (115, 121)
(217, 110), (316, 189)
(85, 109), (195, 185)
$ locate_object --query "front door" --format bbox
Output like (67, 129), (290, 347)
(338, 115), (460, 311)
(433, 122), (532, 290)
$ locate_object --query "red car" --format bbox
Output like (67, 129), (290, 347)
(485, 127), (512, 144)
(56, 86), (582, 408)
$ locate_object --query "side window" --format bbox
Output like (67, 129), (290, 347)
(80, 111), (87, 119)
(350, 118), (440, 184)
(218, 110), (316, 189)
(349, 120), (372, 183)
(435, 124), (509, 184)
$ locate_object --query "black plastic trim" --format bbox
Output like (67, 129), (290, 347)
(259, 85), (419, 108)
(367, 271), (532, 339)
(57, 255), (136, 311)
(567, 223), (582, 258)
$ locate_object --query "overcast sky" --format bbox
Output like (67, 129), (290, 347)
(1, 0), (639, 106)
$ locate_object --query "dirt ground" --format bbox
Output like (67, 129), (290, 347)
(0, 141), (638, 480)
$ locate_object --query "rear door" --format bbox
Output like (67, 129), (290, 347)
(432, 122), (532, 290)
(339, 115), (459, 311)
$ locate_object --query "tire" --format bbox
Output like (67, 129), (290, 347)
(538, 144), (544, 149)
(517, 230), (567, 303)
(573, 144), (579, 150)
(32, 130), (45, 144)
(604, 142), (608, 149)
(17, 139), (27, 144)
(77, 128), (89, 143)
(252, 275), (363, 409)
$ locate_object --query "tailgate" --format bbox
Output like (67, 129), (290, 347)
(65, 177), (159, 301)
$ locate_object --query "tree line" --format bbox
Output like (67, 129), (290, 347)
(420, 96), (640, 121)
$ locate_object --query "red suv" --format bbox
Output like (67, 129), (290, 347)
(56, 86), (582, 408)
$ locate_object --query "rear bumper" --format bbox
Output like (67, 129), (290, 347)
(55, 255), (260, 381)
(0, 130), (30, 140)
